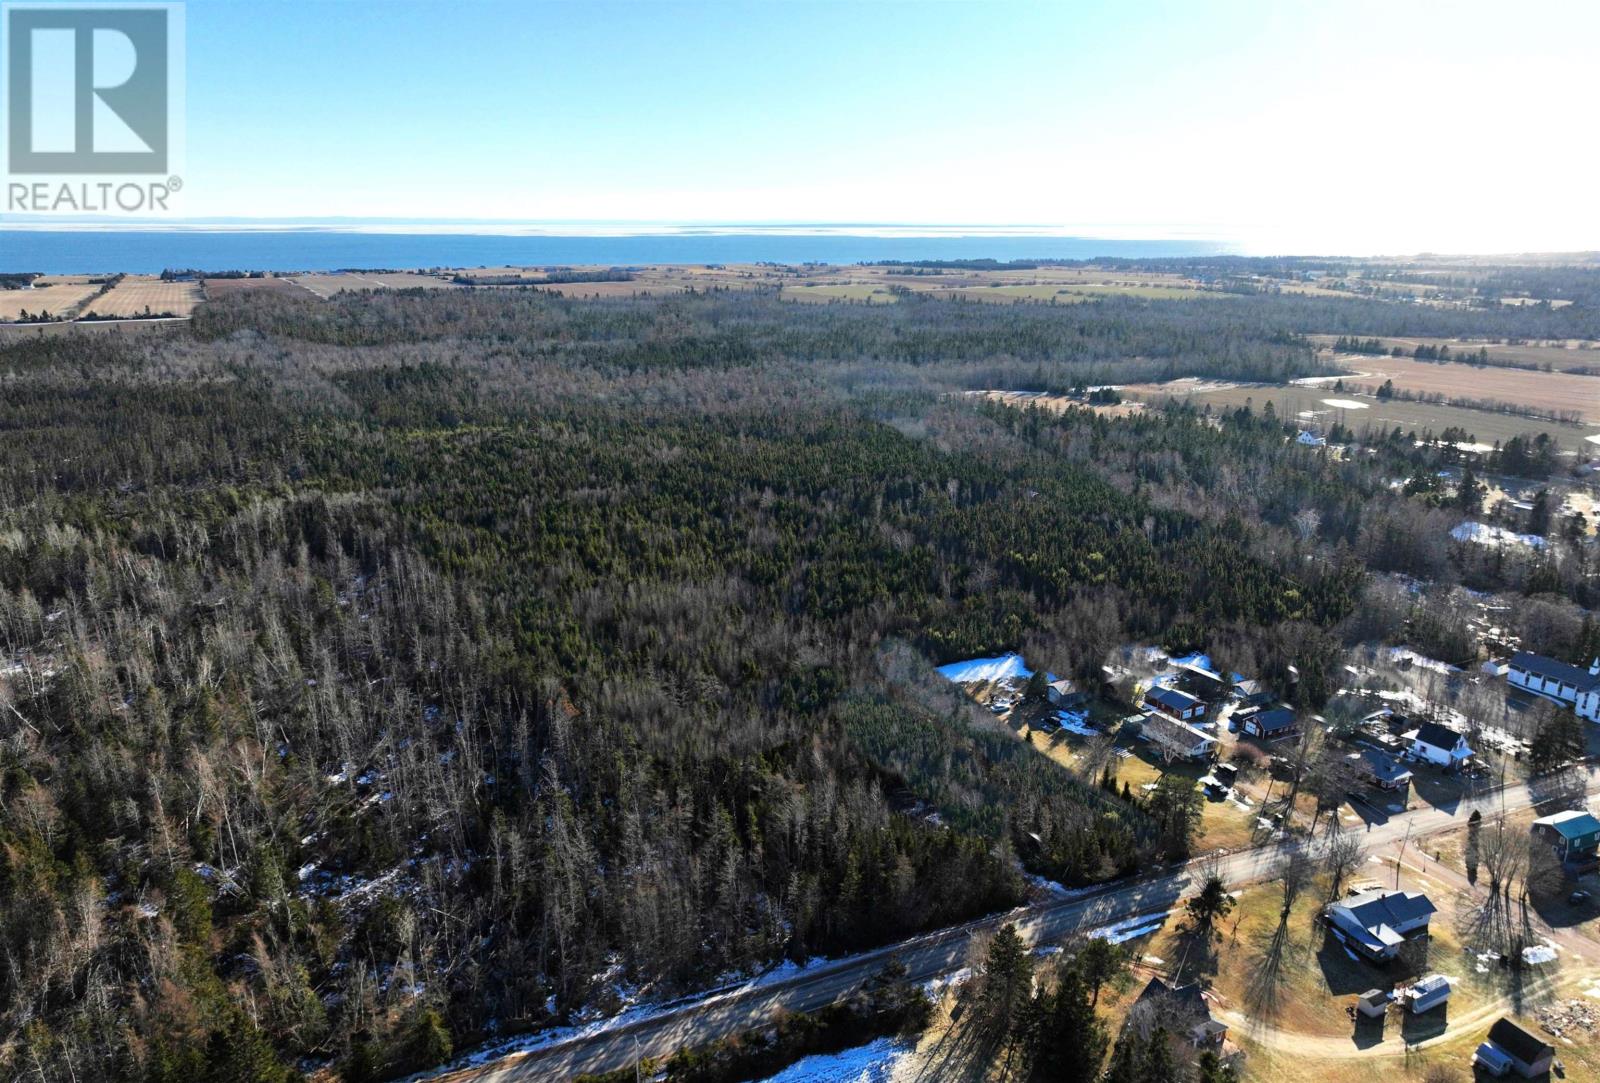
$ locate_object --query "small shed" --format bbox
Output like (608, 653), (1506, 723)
(1401, 974), (1451, 1013)
(1355, 988), (1389, 1018)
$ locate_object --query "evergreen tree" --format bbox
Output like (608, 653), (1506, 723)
(1026, 961), (1107, 1082)
(1197, 1048), (1240, 1083)
(1186, 874), (1235, 933)
(981, 924), (1035, 1033)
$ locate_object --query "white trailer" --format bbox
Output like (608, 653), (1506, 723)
(1472, 1041), (1512, 1077)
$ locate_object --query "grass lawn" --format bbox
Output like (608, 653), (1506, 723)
(1011, 709), (1266, 853)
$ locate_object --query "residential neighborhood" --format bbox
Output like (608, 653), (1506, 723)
(928, 633), (1600, 1083)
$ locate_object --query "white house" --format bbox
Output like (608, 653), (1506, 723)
(1507, 651), (1600, 722)
(1404, 721), (1473, 768)
(1324, 888), (1436, 962)
(1140, 711), (1217, 762)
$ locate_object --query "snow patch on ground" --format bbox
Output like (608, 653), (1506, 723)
(1384, 647), (1462, 675)
(937, 653), (1033, 684)
(1026, 874), (1092, 899)
(1321, 398), (1369, 410)
(1055, 710), (1097, 737)
(1523, 941), (1560, 966)
(750, 1036), (914, 1082)
(1450, 521), (1546, 549)
(1091, 912), (1169, 945)
(923, 967), (971, 999)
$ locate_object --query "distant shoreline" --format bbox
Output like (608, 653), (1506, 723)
(0, 229), (1231, 275)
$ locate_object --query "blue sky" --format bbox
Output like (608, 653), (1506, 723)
(163, 0), (1600, 251)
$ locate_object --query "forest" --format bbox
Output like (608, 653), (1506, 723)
(0, 281), (1594, 1081)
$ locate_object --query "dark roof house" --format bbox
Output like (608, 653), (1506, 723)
(1325, 888), (1435, 961)
(1356, 747), (1413, 791)
(1242, 706), (1298, 739)
(1532, 809), (1600, 871)
(1145, 684), (1206, 724)
(1509, 650), (1599, 694)
(1405, 721), (1473, 767)
(1485, 1017), (1554, 1078)
(1131, 977), (1227, 1048)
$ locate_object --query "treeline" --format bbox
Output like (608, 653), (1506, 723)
(162, 268), (270, 280)
(450, 268), (635, 286)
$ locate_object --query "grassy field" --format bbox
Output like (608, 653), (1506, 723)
(1123, 378), (1595, 448)
(0, 280), (103, 321)
(82, 276), (203, 318)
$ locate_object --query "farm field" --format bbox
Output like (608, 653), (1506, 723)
(289, 272), (401, 296)
(201, 276), (307, 299)
(1310, 333), (1600, 373)
(0, 279), (104, 321)
(1122, 378), (1596, 448)
(82, 276), (203, 318)
(784, 281), (896, 303)
(1326, 351), (1600, 424)
(352, 272), (462, 290)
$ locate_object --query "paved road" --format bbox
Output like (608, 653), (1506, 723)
(430, 776), (1564, 1082)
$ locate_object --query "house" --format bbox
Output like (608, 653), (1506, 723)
(1324, 888), (1436, 962)
(1353, 747), (1413, 792)
(1507, 650), (1600, 722)
(1131, 977), (1228, 1048)
(1296, 430), (1326, 447)
(1174, 662), (1227, 702)
(1241, 706), (1298, 740)
(1046, 677), (1086, 708)
(1481, 1018), (1555, 1078)
(1532, 809), (1600, 872)
(1140, 711), (1218, 762)
(1145, 685), (1206, 724)
(1231, 677), (1273, 708)
(1403, 721), (1473, 769)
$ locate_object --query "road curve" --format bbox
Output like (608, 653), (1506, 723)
(428, 776), (1565, 1082)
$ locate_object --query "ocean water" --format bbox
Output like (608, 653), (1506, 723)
(0, 229), (1229, 274)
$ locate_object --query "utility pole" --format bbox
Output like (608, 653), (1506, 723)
(1394, 820), (1413, 889)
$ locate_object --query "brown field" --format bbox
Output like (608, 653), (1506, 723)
(201, 276), (305, 298)
(289, 273), (395, 297)
(359, 272), (462, 290)
(0, 280), (104, 321)
(82, 276), (203, 318)
(1310, 333), (1600, 372)
(1123, 378), (1597, 448)
(1327, 351), (1600, 424)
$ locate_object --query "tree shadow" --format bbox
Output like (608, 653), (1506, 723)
(1243, 915), (1301, 1022)
(1170, 921), (1220, 984)
(909, 998), (995, 1083)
